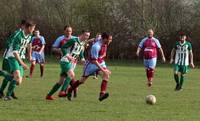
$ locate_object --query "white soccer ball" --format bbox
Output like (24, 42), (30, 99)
(145, 95), (156, 105)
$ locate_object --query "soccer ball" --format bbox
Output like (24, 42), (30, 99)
(145, 95), (156, 105)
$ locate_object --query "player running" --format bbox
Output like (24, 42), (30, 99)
(170, 33), (195, 91)
(0, 20), (27, 99)
(136, 29), (166, 87)
(29, 29), (46, 78)
(0, 20), (36, 100)
(67, 32), (112, 101)
(52, 26), (78, 97)
(85, 33), (101, 79)
(46, 30), (90, 100)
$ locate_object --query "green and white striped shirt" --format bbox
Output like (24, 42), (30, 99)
(4, 30), (32, 59)
(61, 37), (85, 62)
(174, 41), (192, 66)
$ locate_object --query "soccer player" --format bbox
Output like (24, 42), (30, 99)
(0, 20), (36, 100)
(170, 33), (195, 91)
(67, 32), (112, 102)
(85, 33), (101, 79)
(136, 29), (166, 87)
(45, 30), (90, 100)
(51, 26), (78, 97)
(29, 29), (46, 78)
(0, 19), (27, 99)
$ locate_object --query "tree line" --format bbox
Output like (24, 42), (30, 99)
(0, 0), (200, 61)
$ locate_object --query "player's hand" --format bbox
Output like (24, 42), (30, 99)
(136, 51), (139, 57)
(38, 51), (42, 54)
(170, 59), (173, 64)
(190, 63), (195, 68)
(22, 63), (29, 70)
(81, 59), (86, 64)
(67, 55), (75, 63)
(162, 57), (166, 63)
(28, 56), (32, 62)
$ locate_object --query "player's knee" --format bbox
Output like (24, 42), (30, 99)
(174, 71), (178, 75)
(68, 71), (75, 79)
(79, 77), (87, 84)
(58, 76), (65, 85)
(79, 80), (85, 84)
(103, 74), (109, 81)
(14, 75), (20, 81)
(181, 73), (185, 76)
(16, 77), (22, 85)
(31, 61), (36, 65)
(58, 81), (63, 85)
(149, 68), (154, 72)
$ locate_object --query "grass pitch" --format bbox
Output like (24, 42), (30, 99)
(0, 59), (199, 121)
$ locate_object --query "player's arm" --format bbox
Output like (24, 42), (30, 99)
(79, 50), (85, 63)
(189, 43), (195, 68)
(61, 39), (75, 55)
(27, 43), (32, 62)
(136, 47), (142, 57)
(39, 37), (45, 54)
(154, 38), (166, 62)
(86, 38), (95, 43)
(61, 39), (76, 62)
(12, 38), (28, 70)
(189, 50), (195, 68)
(92, 60), (111, 75)
(170, 48), (175, 64)
(9, 29), (22, 39)
(39, 45), (45, 54)
(13, 52), (28, 70)
(52, 37), (62, 54)
(52, 47), (61, 54)
(158, 48), (166, 63)
(136, 38), (146, 56)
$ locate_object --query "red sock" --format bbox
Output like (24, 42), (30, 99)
(30, 64), (35, 77)
(100, 80), (108, 94)
(146, 68), (154, 82)
(70, 79), (76, 85)
(69, 80), (81, 93)
(72, 80), (81, 89)
(40, 65), (44, 77)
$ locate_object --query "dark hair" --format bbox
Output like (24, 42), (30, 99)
(81, 29), (90, 34)
(179, 31), (186, 36)
(101, 32), (111, 39)
(21, 19), (26, 25)
(34, 28), (39, 32)
(25, 20), (36, 28)
(64, 25), (72, 30)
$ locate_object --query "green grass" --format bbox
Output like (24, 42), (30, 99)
(0, 60), (200, 121)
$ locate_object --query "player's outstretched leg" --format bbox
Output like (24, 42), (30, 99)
(0, 71), (14, 98)
(46, 83), (61, 100)
(67, 80), (82, 101)
(58, 77), (70, 97)
(4, 80), (17, 101)
(0, 78), (8, 98)
(70, 79), (78, 98)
